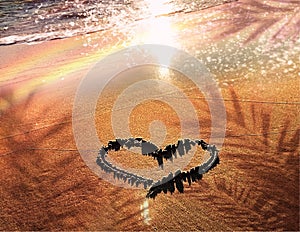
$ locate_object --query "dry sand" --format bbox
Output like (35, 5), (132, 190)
(0, 0), (299, 230)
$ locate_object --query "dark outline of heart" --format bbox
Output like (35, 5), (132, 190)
(96, 138), (220, 199)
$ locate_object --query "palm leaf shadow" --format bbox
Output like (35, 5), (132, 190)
(0, 88), (147, 231)
(203, 85), (300, 230)
(208, 0), (299, 43)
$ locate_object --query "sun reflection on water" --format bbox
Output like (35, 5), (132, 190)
(131, 17), (177, 47)
(129, 0), (179, 81)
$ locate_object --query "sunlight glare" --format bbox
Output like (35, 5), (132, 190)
(140, 198), (151, 225)
(130, 0), (178, 80)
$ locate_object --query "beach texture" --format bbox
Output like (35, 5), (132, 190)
(0, 0), (299, 230)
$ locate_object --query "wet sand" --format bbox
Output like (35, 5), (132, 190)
(0, 0), (299, 230)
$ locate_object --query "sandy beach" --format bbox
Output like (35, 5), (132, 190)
(0, 0), (299, 230)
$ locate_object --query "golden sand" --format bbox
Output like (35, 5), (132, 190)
(0, 0), (299, 230)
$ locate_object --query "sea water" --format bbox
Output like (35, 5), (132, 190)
(0, 0), (237, 45)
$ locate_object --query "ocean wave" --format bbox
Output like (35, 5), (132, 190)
(0, 0), (237, 46)
(0, 25), (109, 45)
